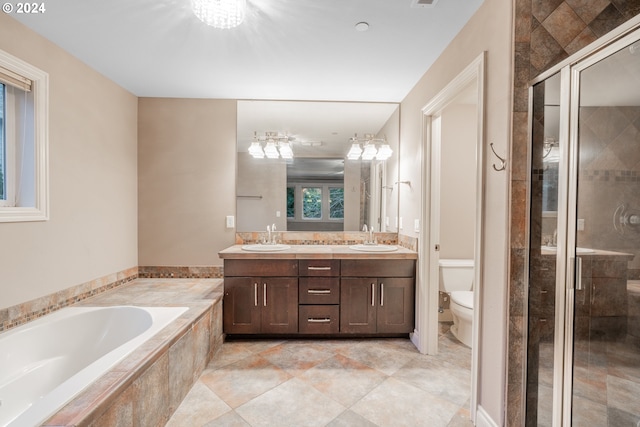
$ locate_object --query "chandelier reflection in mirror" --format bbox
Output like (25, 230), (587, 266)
(191, 0), (246, 29)
(248, 132), (294, 159)
(347, 133), (393, 161)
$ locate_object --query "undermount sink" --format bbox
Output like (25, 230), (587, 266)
(349, 244), (398, 252)
(241, 244), (291, 252)
(541, 246), (595, 254)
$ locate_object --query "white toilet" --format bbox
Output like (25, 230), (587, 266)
(439, 259), (474, 347)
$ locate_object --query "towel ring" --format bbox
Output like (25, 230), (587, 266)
(490, 143), (506, 172)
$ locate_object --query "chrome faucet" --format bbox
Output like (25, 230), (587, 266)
(362, 224), (376, 245)
(264, 224), (277, 245)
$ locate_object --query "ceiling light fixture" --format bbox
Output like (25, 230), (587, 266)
(191, 0), (247, 29)
(249, 132), (294, 160)
(355, 22), (369, 32)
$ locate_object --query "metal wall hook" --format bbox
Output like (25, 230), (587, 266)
(490, 143), (506, 172)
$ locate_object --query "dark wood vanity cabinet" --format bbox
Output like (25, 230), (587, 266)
(223, 257), (415, 337)
(223, 260), (298, 334)
(340, 260), (415, 334)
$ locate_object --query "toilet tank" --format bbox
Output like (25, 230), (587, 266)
(439, 259), (474, 293)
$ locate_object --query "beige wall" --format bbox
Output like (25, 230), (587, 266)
(0, 14), (138, 309)
(398, 0), (512, 422)
(237, 152), (287, 232)
(440, 103), (477, 260)
(137, 98), (236, 266)
(379, 107), (400, 232)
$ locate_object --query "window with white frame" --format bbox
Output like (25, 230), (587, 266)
(0, 49), (49, 222)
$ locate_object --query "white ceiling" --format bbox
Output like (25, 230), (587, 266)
(10, 0), (484, 102)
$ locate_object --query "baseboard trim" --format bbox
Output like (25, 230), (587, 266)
(476, 405), (499, 427)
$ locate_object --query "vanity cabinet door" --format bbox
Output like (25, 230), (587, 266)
(340, 278), (377, 333)
(376, 278), (414, 334)
(224, 277), (261, 334)
(261, 278), (298, 334)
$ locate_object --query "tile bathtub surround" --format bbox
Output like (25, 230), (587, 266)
(42, 278), (224, 426)
(236, 231), (399, 246)
(0, 266), (138, 332)
(167, 327), (473, 427)
(138, 266), (224, 279)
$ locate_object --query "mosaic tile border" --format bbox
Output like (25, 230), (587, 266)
(398, 233), (419, 251)
(581, 169), (639, 182)
(138, 266), (224, 279)
(236, 231), (399, 246)
(0, 266), (138, 332)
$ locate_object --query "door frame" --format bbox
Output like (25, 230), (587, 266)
(416, 52), (485, 423)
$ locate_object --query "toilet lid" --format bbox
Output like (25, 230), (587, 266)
(450, 291), (473, 309)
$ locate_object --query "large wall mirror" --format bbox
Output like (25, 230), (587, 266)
(236, 100), (400, 232)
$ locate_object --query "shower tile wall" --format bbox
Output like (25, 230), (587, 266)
(509, 1), (640, 425)
(578, 106), (640, 277)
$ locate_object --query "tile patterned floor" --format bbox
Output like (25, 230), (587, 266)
(167, 324), (473, 427)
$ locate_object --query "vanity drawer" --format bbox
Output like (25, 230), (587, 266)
(298, 305), (340, 334)
(341, 259), (415, 278)
(224, 259), (298, 277)
(299, 260), (340, 277)
(299, 278), (340, 304)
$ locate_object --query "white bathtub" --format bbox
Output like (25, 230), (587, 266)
(0, 305), (188, 427)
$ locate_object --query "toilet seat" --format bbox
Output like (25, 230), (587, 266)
(450, 291), (473, 310)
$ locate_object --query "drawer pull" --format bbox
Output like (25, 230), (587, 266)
(381, 283), (384, 306)
(308, 266), (332, 271)
(308, 318), (331, 323)
(263, 283), (267, 307)
(308, 289), (331, 294)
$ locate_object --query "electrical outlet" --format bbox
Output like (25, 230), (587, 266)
(414, 219), (420, 232)
(399, 217), (403, 230)
(385, 216), (389, 227)
(276, 211), (281, 218)
(577, 219), (585, 231)
(225, 215), (235, 228)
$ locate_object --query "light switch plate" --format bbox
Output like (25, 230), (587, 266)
(414, 219), (420, 232)
(226, 215), (235, 228)
(577, 218), (585, 231)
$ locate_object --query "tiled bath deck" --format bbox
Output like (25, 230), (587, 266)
(43, 278), (224, 426)
(167, 324), (473, 427)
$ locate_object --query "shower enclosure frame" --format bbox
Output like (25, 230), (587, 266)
(525, 17), (640, 427)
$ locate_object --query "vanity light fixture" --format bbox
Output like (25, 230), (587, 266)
(248, 131), (294, 159)
(361, 143), (378, 160)
(191, 0), (247, 29)
(248, 141), (265, 158)
(346, 133), (393, 161)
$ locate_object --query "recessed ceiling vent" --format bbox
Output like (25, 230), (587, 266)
(411, 0), (439, 8)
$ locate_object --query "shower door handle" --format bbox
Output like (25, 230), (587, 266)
(575, 257), (583, 291)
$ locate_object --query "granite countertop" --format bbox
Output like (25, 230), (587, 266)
(218, 244), (418, 260)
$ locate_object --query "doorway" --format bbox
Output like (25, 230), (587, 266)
(416, 52), (485, 423)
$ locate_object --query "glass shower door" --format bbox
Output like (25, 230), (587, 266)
(568, 36), (640, 427)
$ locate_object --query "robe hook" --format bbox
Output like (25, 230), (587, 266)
(490, 143), (506, 172)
